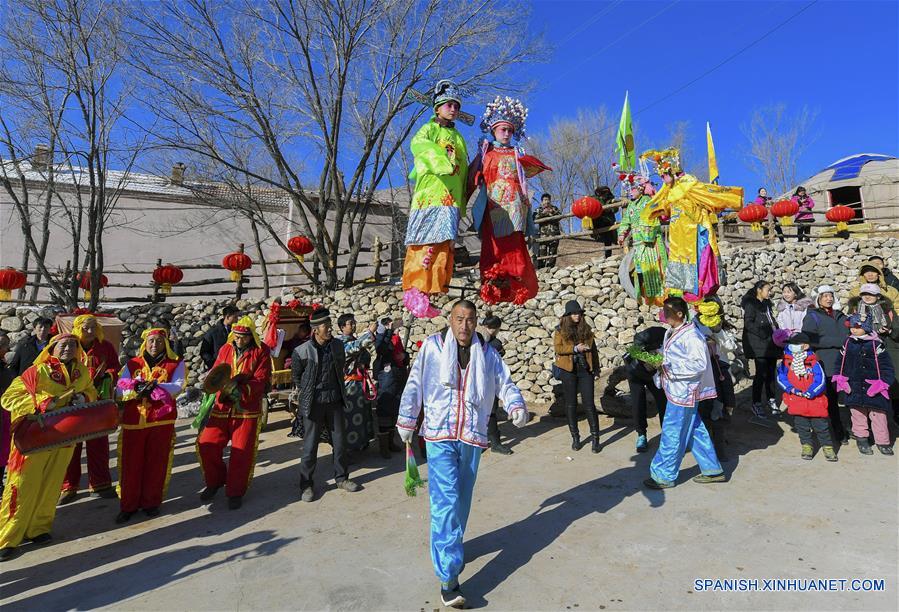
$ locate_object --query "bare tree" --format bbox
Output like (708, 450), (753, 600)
(741, 103), (817, 196)
(0, 0), (143, 308)
(129, 0), (541, 289)
(530, 107), (616, 232)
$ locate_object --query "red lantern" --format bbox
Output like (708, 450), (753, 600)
(222, 252), (252, 282)
(152, 264), (184, 295)
(826, 205), (854, 232)
(738, 203), (768, 232)
(572, 196), (603, 232)
(77, 272), (109, 301)
(770, 200), (799, 226)
(0, 267), (26, 301)
(287, 236), (314, 263)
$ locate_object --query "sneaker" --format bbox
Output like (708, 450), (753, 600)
(440, 583), (466, 608)
(300, 487), (315, 502)
(800, 444), (814, 460)
(840, 436), (850, 446)
(0, 547), (17, 562)
(115, 511), (134, 524)
(227, 496), (243, 510)
(58, 490), (78, 505)
(643, 478), (673, 489)
(877, 444), (894, 456)
(767, 398), (781, 414)
(822, 446), (838, 462)
(336, 479), (360, 492)
(490, 441), (513, 455)
(692, 473), (726, 484)
(199, 486), (220, 501)
(857, 438), (873, 455)
(93, 487), (118, 499)
(636, 434), (648, 453)
(29, 533), (52, 545)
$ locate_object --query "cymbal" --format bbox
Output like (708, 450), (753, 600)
(203, 363), (233, 395)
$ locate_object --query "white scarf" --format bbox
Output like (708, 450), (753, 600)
(439, 329), (486, 409)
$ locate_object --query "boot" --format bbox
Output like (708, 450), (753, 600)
(856, 437), (873, 455)
(569, 425), (581, 451)
(488, 430), (513, 455)
(377, 432), (391, 459)
(586, 409), (601, 454)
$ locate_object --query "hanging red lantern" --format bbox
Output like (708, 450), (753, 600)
(770, 200), (799, 226)
(738, 203), (768, 232)
(0, 267), (26, 301)
(826, 205), (854, 232)
(152, 264), (184, 295)
(572, 196), (603, 232)
(287, 236), (314, 263)
(222, 252), (252, 282)
(77, 272), (109, 301)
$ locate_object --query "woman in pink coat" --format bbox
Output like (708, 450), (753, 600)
(792, 186), (815, 243)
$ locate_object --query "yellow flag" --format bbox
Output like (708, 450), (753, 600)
(706, 121), (719, 184)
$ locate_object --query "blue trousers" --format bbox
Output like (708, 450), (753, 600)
(649, 401), (722, 486)
(426, 440), (481, 584)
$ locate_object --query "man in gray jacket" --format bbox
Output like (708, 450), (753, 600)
(291, 307), (360, 502)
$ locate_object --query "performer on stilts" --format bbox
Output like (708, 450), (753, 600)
(644, 296), (725, 489)
(196, 316), (271, 509)
(396, 300), (528, 608)
(641, 148), (743, 301)
(468, 96), (550, 305)
(617, 173), (667, 306)
(0, 334), (97, 561)
(402, 80), (469, 318)
(115, 328), (186, 523)
(60, 314), (118, 502)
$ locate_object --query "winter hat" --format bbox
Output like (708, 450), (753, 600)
(788, 332), (811, 344)
(859, 283), (881, 296)
(814, 285), (841, 310)
(859, 263), (882, 277)
(564, 300), (584, 316)
(310, 307), (332, 327)
(847, 313), (873, 334)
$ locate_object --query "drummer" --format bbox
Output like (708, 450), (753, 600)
(196, 316), (271, 510)
(114, 328), (186, 524)
(0, 334), (98, 562)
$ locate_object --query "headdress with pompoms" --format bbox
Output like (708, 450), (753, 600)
(480, 96), (528, 140)
(611, 161), (656, 198)
(640, 147), (682, 177)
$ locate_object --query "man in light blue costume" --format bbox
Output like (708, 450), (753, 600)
(397, 299), (528, 608)
(644, 296), (726, 489)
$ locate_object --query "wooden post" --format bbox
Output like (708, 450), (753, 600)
(373, 236), (382, 282)
(235, 242), (246, 299)
(151, 258), (162, 303)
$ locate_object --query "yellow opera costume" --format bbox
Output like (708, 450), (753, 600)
(641, 149), (743, 300)
(0, 336), (97, 551)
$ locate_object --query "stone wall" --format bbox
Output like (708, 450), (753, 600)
(2, 236), (897, 406)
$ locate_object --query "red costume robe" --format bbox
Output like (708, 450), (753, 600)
(62, 338), (119, 493)
(469, 143), (549, 305)
(116, 355), (185, 513)
(196, 342), (271, 498)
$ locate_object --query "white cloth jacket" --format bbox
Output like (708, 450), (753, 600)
(397, 330), (526, 448)
(658, 321), (717, 408)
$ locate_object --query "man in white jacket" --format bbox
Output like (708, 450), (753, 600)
(644, 296), (726, 489)
(397, 300), (527, 608)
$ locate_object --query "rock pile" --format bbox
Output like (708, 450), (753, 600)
(1, 236), (897, 407)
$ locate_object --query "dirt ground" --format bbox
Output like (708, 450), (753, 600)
(1, 394), (897, 611)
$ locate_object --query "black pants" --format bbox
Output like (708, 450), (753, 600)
(763, 221), (784, 243)
(299, 401), (349, 489)
(793, 415), (833, 447)
(824, 379), (852, 441)
(627, 365), (666, 435)
(751, 358), (778, 405)
(487, 399), (503, 441)
(796, 221), (812, 242)
(559, 365), (599, 436)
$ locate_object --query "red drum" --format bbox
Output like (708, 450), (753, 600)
(13, 399), (120, 455)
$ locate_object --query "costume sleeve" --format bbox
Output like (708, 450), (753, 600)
(116, 363), (135, 401)
(643, 184), (672, 223)
(687, 181), (744, 214)
(662, 334), (708, 381)
(238, 349), (271, 410)
(157, 361), (186, 398)
(411, 123), (455, 178)
(397, 338), (427, 430)
(617, 205), (633, 238)
(1, 373), (38, 423)
(493, 351), (526, 415)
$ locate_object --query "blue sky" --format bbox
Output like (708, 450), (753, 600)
(515, 0), (898, 190)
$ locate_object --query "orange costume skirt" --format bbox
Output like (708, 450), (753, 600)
(402, 241), (454, 295)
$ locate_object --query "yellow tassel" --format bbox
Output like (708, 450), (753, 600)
(230, 270), (241, 282)
(751, 222), (762, 232)
(582, 217), (594, 230)
(83, 289), (92, 301)
(780, 216), (794, 226)
(837, 221), (848, 232)
(162, 283), (172, 295)
(0, 289), (10, 301)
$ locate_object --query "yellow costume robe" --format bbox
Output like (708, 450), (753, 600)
(0, 346), (97, 550)
(643, 174), (743, 299)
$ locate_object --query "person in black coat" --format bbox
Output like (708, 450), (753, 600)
(740, 280), (780, 425)
(9, 317), (53, 375)
(626, 326), (667, 453)
(483, 314), (513, 455)
(591, 186), (617, 258)
(200, 305), (239, 370)
(801, 286), (851, 444)
(373, 317), (409, 453)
